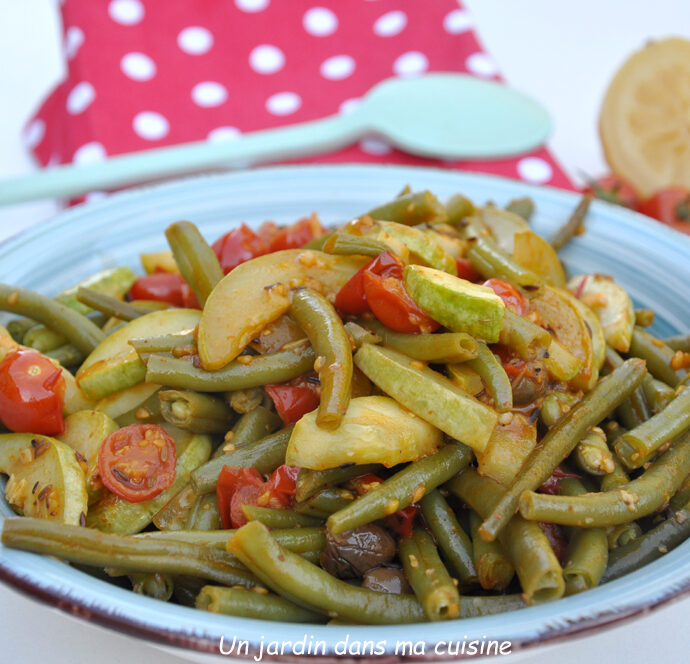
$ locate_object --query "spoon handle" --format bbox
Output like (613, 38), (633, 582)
(0, 114), (361, 206)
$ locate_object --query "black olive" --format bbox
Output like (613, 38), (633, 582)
(511, 360), (548, 405)
(320, 524), (396, 578)
(362, 566), (411, 594)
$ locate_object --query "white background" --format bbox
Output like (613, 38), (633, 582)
(0, 1), (689, 662)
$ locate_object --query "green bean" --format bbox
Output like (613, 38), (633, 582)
(447, 469), (564, 604)
(479, 358), (647, 541)
(601, 499), (690, 583)
(1, 517), (257, 588)
(549, 194), (591, 251)
(76, 287), (152, 321)
(191, 427), (293, 495)
(173, 575), (206, 607)
(367, 191), (447, 226)
(670, 475), (690, 512)
(603, 346), (650, 428)
(519, 430), (690, 527)
(420, 490), (477, 585)
(599, 458), (630, 492)
(559, 478), (608, 595)
(227, 520), (427, 624)
(46, 344), (84, 367)
(400, 528), (461, 621)
(197, 586), (325, 622)
(295, 488), (356, 518)
(159, 389), (235, 434)
(642, 376), (676, 414)
(327, 443), (473, 534)
(129, 332), (197, 358)
(445, 193), (475, 225)
(145, 343), (315, 392)
(572, 427), (615, 476)
(295, 464), (380, 503)
(23, 324), (68, 352)
(213, 406), (282, 459)
(343, 322), (381, 349)
(186, 493), (221, 531)
(242, 505), (323, 528)
(0, 284), (105, 354)
(165, 221), (223, 307)
(607, 522), (642, 550)
(505, 197), (535, 221)
(129, 572), (174, 601)
(289, 287), (352, 429)
(466, 342), (512, 412)
(540, 392), (582, 428)
(635, 309), (655, 328)
(615, 387), (690, 469)
(469, 511), (514, 591)
(153, 484), (197, 530)
(226, 387), (264, 414)
(6, 318), (35, 342)
(629, 327), (684, 387)
(466, 235), (542, 290)
(665, 334), (690, 352)
(322, 233), (390, 257)
(499, 309), (551, 359)
(360, 319), (478, 363)
(302, 229), (335, 251)
(114, 389), (164, 427)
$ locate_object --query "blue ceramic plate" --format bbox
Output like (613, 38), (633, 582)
(1, 165), (689, 659)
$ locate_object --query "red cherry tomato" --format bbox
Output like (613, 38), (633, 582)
(455, 257), (481, 282)
(265, 375), (320, 425)
(0, 348), (65, 435)
(335, 265), (370, 315)
(98, 424), (177, 503)
(129, 272), (200, 309)
(212, 224), (269, 274)
(266, 464), (300, 498)
(385, 505), (418, 539)
(482, 278), (529, 316)
(638, 187), (690, 234)
(582, 175), (639, 209)
(269, 216), (325, 252)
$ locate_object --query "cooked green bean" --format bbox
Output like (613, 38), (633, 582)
(367, 191), (447, 226)
(226, 387), (264, 414)
(186, 493), (221, 531)
(242, 505), (323, 528)
(165, 221), (223, 307)
(302, 229), (335, 251)
(327, 443), (473, 534)
(153, 484), (197, 531)
(499, 309), (551, 359)
(191, 427), (293, 495)
(197, 586), (325, 622)
(213, 406), (282, 459)
(629, 327), (684, 387)
(46, 343), (84, 367)
(360, 319), (479, 363)
(1, 517), (257, 587)
(540, 392), (581, 428)
(420, 490), (477, 585)
(505, 197), (535, 221)
(614, 386), (690, 469)
(469, 511), (514, 591)
(0, 284), (105, 354)
(549, 194), (591, 251)
(173, 575), (206, 607)
(76, 287), (152, 321)
(447, 469), (564, 604)
(599, 458), (630, 492)
(322, 233), (390, 257)
(572, 427), (615, 476)
(519, 430), (690, 527)
(400, 528), (461, 621)
(23, 324), (68, 352)
(6, 317), (35, 342)
(607, 522), (642, 550)
(670, 475), (690, 512)
(642, 375), (676, 414)
(445, 193), (475, 225)
(466, 342), (512, 412)
(289, 287), (352, 429)
(294, 488), (355, 518)
(635, 309), (655, 328)
(603, 346), (650, 428)
(227, 520), (427, 624)
(129, 332), (197, 358)
(479, 358), (647, 541)
(145, 343), (315, 392)
(295, 464), (380, 503)
(466, 235), (542, 290)
(665, 334), (690, 352)
(343, 321), (381, 349)
(601, 499), (690, 583)
(129, 572), (174, 601)
(159, 389), (235, 434)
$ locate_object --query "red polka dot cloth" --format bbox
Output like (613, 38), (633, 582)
(24, 0), (573, 197)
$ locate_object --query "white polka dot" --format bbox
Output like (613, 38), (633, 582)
(23, 119), (45, 149)
(517, 157), (553, 184)
(64, 26), (84, 60)
(66, 82), (96, 115)
(120, 52), (156, 81)
(320, 55), (355, 80)
(235, 0), (269, 12)
(85, 191), (107, 203)
(373, 11), (407, 37)
(266, 92), (301, 116)
(443, 9), (473, 34)
(177, 26), (214, 55)
(303, 7), (338, 36)
(191, 82), (228, 108)
(73, 142), (106, 165)
(339, 97), (361, 115)
(249, 44), (285, 74)
(133, 111), (169, 140)
(360, 137), (393, 155)
(466, 52), (499, 78)
(393, 51), (428, 78)
(208, 127), (242, 142)
(108, 0), (144, 25)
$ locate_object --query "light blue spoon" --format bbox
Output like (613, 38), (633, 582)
(0, 73), (550, 206)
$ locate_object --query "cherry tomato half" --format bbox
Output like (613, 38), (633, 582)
(265, 375), (320, 425)
(638, 187), (690, 234)
(335, 265), (370, 315)
(482, 278), (529, 316)
(455, 257), (481, 282)
(129, 272), (200, 308)
(0, 348), (65, 435)
(269, 215), (325, 252)
(582, 175), (639, 209)
(212, 224), (269, 274)
(98, 424), (177, 503)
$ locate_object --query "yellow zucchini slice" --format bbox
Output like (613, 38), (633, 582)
(512, 230), (566, 288)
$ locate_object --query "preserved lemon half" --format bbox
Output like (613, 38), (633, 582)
(600, 37), (690, 197)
